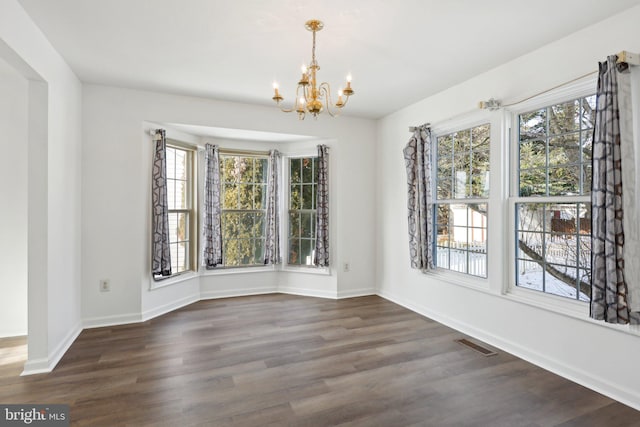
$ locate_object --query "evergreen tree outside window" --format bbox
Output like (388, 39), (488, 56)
(220, 154), (268, 266)
(515, 95), (595, 301)
(288, 157), (318, 266)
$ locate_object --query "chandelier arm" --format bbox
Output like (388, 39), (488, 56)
(319, 83), (340, 117)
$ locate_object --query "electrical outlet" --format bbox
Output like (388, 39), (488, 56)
(99, 279), (110, 292)
(343, 262), (350, 272)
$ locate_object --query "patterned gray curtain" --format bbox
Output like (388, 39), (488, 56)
(590, 55), (640, 324)
(151, 129), (172, 277)
(264, 149), (281, 265)
(314, 145), (330, 267)
(202, 143), (223, 268)
(403, 125), (434, 270)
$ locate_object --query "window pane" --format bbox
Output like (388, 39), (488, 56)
(581, 95), (596, 129)
(471, 124), (490, 150)
(254, 238), (265, 265)
(436, 247), (449, 269)
(222, 157), (236, 183)
(254, 158), (267, 183)
(166, 179), (177, 210)
(239, 184), (253, 209)
(175, 179), (187, 209)
(548, 166), (580, 196)
(166, 147), (176, 179)
(549, 133), (580, 166)
(301, 212), (313, 238)
(302, 157), (313, 183)
(290, 158), (301, 184)
(223, 184), (238, 209)
(549, 100), (579, 135)
(518, 96), (592, 198)
(520, 108), (546, 141)
(300, 239), (313, 265)
(438, 135), (453, 155)
(290, 185), (301, 210)
(302, 184), (313, 209)
(453, 129), (471, 152)
(288, 238), (300, 264)
(519, 140), (546, 170)
(254, 184), (266, 210)
(449, 249), (467, 273)
(516, 202), (590, 300)
(520, 168), (546, 196)
(453, 153), (470, 198)
(289, 211), (300, 238)
(239, 157), (253, 183)
(175, 149), (186, 180)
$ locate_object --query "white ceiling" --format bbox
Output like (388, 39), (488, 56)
(18, 0), (640, 119)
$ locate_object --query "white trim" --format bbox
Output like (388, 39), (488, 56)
(337, 287), (377, 299)
(150, 271), (198, 290)
(0, 330), (28, 339)
(423, 268), (491, 293)
(281, 265), (331, 276)
(431, 109), (491, 136)
(201, 265), (276, 276)
(278, 285), (337, 299)
(83, 312), (143, 329)
(200, 287), (278, 300)
(377, 290), (640, 411)
(141, 293), (200, 322)
(21, 321), (82, 376)
(504, 74), (597, 115)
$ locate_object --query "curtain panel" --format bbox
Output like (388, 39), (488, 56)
(590, 55), (640, 324)
(314, 145), (330, 267)
(202, 143), (223, 268)
(264, 149), (281, 265)
(151, 129), (172, 277)
(403, 125), (434, 271)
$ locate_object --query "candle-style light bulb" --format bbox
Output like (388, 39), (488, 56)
(301, 64), (308, 73)
(273, 82), (279, 89)
(338, 89), (343, 97)
(346, 74), (352, 82)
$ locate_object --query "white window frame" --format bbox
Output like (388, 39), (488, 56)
(280, 150), (330, 275)
(506, 76), (596, 316)
(429, 110), (494, 290)
(218, 151), (270, 269)
(151, 139), (198, 288)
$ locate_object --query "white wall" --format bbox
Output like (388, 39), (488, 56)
(0, 0), (83, 372)
(376, 5), (640, 410)
(0, 56), (28, 337)
(81, 84), (377, 326)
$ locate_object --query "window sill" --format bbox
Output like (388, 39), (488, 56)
(281, 265), (331, 276)
(423, 267), (490, 292)
(201, 265), (277, 276)
(150, 271), (198, 290)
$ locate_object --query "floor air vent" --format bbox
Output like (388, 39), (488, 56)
(455, 338), (497, 357)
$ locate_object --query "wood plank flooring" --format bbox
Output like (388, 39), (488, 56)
(1, 294), (639, 426)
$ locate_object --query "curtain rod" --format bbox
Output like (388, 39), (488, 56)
(494, 50), (640, 109)
(218, 148), (269, 156)
(408, 123), (430, 132)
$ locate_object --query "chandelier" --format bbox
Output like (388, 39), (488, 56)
(271, 19), (354, 120)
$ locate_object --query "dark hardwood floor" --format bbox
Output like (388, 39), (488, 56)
(1, 294), (639, 426)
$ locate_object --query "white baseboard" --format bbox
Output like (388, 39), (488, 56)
(142, 293), (200, 322)
(337, 287), (377, 299)
(278, 285), (337, 299)
(0, 330), (28, 339)
(200, 287), (278, 300)
(21, 321), (82, 376)
(83, 312), (143, 329)
(377, 290), (640, 412)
